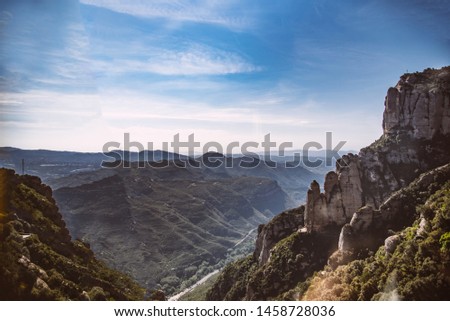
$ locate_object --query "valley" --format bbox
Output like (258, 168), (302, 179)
(0, 149), (321, 295)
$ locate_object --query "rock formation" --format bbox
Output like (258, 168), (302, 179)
(304, 154), (363, 232)
(383, 68), (450, 139)
(306, 66), (450, 235)
(254, 206), (304, 265)
(207, 66), (450, 301)
(257, 66), (450, 271)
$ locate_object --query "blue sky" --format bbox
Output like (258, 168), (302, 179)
(0, 0), (449, 152)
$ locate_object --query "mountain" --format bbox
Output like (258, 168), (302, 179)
(207, 66), (450, 300)
(52, 161), (296, 295)
(0, 148), (183, 182)
(0, 148), (318, 204)
(0, 146), (319, 295)
(0, 168), (145, 300)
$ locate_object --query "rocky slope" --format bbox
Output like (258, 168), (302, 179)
(0, 168), (144, 300)
(207, 66), (450, 300)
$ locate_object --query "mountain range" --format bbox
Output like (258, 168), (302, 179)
(0, 147), (320, 295)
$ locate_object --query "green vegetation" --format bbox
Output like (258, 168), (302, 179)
(0, 169), (145, 300)
(302, 182), (450, 300)
(208, 163), (450, 301)
(207, 225), (339, 300)
(171, 228), (257, 299)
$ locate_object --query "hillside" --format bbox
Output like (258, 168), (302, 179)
(52, 162), (294, 295)
(207, 66), (450, 300)
(303, 169), (450, 300)
(0, 146), (319, 296)
(0, 168), (144, 300)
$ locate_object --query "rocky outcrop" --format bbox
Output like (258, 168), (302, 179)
(384, 235), (401, 254)
(304, 154), (363, 232)
(303, 174), (450, 301)
(208, 66), (450, 301)
(383, 67), (450, 139)
(305, 67), (450, 233)
(254, 206), (305, 265)
(336, 162), (450, 257)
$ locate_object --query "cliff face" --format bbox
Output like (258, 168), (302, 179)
(254, 206), (305, 265)
(383, 68), (450, 139)
(304, 154), (363, 232)
(304, 164), (450, 301)
(207, 66), (450, 301)
(306, 67), (450, 233)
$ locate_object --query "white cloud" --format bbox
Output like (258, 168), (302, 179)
(79, 0), (253, 30)
(0, 90), (101, 125)
(92, 44), (260, 76)
(0, 87), (381, 151)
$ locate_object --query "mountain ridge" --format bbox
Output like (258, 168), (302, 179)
(0, 168), (145, 300)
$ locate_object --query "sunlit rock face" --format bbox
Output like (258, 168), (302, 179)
(305, 67), (450, 233)
(383, 67), (450, 140)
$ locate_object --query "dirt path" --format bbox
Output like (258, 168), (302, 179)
(168, 270), (220, 301)
(168, 228), (257, 301)
(234, 227), (257, 247)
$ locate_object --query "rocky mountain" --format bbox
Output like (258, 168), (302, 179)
(207, 66), (450, 300)
(0, 168), (145, 300)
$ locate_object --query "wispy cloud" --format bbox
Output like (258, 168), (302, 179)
(92, 44), (260, 76)
(79, 0), (254, 30)
(0, 85), (381, 151)
(0, 90), (101, 126)
(0, 0), (95, 92)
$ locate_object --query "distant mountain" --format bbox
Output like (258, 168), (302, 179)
(0, 147), (318, 204)
(0, 168), (144, 300)
(0, 148), (183, 182)
(207, 66), (450, 300)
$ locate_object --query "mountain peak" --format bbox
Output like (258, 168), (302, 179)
(201, 151), (226, 159)
(383, 66), (450, 140)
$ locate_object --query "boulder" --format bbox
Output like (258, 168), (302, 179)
(384, 235), (401, 254)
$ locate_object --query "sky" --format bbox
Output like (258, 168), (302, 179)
(0, 0), (449, 153)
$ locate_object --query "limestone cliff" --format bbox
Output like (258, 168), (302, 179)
(337, 163), (450, 255)
(303, 164), (450, 301)
(304, 154), (363, 232)
(257, 66), (450, 268)
(207, 66), (450, 301)
(383, 67), (450, 139)
(306, 66), (450, 234)
(254, 206), (304, 265)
